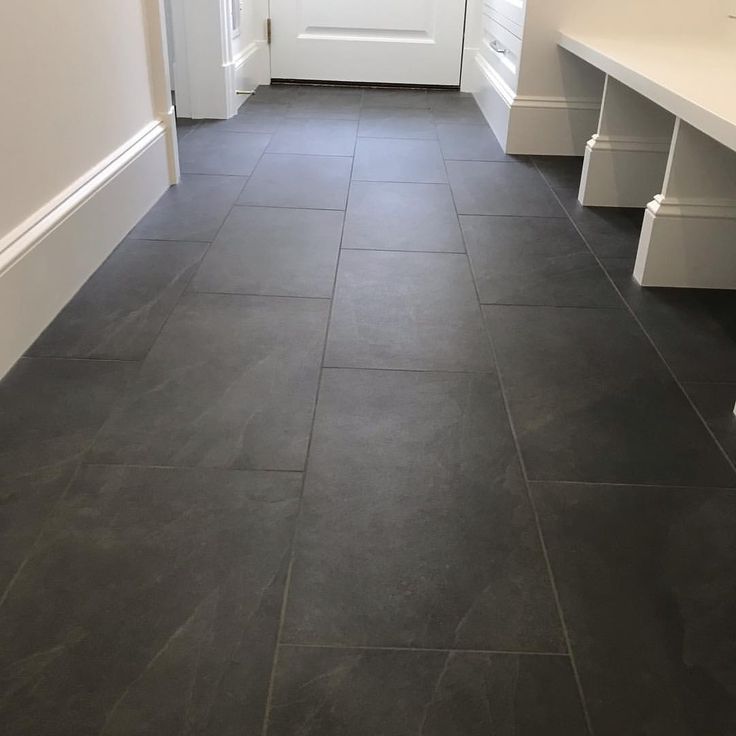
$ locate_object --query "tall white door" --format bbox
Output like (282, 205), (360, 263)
(269, 0), (468, 86)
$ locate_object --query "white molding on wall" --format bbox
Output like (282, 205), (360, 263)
(473, 52), (601, 155)
(0, 122), (171, 378)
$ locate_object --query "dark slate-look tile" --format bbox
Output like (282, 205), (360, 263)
(0, 358), (134, 595)
(288, 87), (363, 120)
(483, 305), (736, 486)
(686, 383), (736, 466)
(90, 293), (329, 470)
(250, 84), (304, 104)
(342, 181), (464, 253)
(268, 647), (587, 736)
(361, 87), (429, 108)
(556, 189), (644, 258)
(461, 215), (620, 307)
(533, 156), (584, 191)
(352, 138), (447, 183)
(28, 240), (207, 360)
(129, 174), (246, 242)
(238, 153), (352, 210)
(203, 102), (289, 134)
(604, 258), (736, 383)
(266, 119), (358, 156)
(533, 481), (736, 736)
(0, 465), (300, 736)
(358, 107), (436, 140)
(179, 126), (270, 176)
(429, 93), (487, 124)
(447, 160), (565, 217)
(283, 369), (563, 650)
(325, 250), (494, 371)
(193, 206), (343, 298)
(438, 122), (514, 161)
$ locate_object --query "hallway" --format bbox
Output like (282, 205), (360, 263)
(2, 85), (736, 734)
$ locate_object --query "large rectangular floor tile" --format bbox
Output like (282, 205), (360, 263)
(129, 174), (246, 242)
(352, 138), (447, 184)
(28, 240), (206, 360)
(0, 358), (134, 594)
(556, 189), (644, 258)
(266, 119), (358, 156)
(533, 156), (584, 191)
(238, 154), (352, 210)
(250, 84), (305, 104)
(533, 481), (736, 736)
(428, 93), (487, 124)
(361, 87), (429, 108)
(193, 206), (343, 298)
(604, 258), (736, 383)
(0, 464), (300, 736)
(342, 181), (464, 253)
(438, 123), (514, 162)
(461, 216), (620, 307)
(268, 647), (587, 736)
(358, 107), (436, 140)
(179, 127), (270, 176)
(282, 369), (563, 650)
(202, 102), (290, 134)
(287, 87), (363, 120)
(90, 293), (329, 470)
(686, 382), (736, 466)
(483, 305), (736, 486)
(447, 161), (565, 217)
(325, 251), (494, 371)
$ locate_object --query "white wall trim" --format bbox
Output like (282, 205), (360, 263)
(0, 123), (171, 377)
(473, 52), (601, 155)
(232, 40), (270, 100)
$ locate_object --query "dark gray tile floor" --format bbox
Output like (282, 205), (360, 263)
(2, 86), (735, 735)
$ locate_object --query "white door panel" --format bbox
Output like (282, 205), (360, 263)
(270, 0), (467, 86)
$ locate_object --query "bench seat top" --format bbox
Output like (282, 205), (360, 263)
(558, 32), (736, 152)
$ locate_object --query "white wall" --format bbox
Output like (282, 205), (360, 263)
(0, 2), (161, 236)
(235, 0), (271, 94)
(0, 0), (176, 376)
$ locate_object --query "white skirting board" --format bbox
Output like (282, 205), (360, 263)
(0, 120), (173, 378)
(471, 53), (601, 156)
(232, 41), (270, 110)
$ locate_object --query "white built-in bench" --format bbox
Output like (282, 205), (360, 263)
(558, 32), (736, 289)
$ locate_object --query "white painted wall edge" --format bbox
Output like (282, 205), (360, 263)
(232, 40), (270, 102)
(471, 52), (601, 155)
(0, 121), (173, 378)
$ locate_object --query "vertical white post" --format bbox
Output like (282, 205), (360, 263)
(635, 119), (736, 289)
(144, 0), (180, 184)
(578, 75), (675, 208)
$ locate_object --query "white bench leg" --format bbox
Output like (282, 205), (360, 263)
(578, 75), (674, 207)
(635, 119), (736, 289)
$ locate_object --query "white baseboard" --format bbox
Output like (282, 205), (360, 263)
(634, 196), (736, 289)
(473, 53), (600, 156)
(579, 134), (671, 207)
(232, 41), (270, 111)
(0, 121), (173, 378)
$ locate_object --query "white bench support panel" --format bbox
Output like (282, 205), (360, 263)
(579, 76), (674, 208)
(635, 120), (736, 289)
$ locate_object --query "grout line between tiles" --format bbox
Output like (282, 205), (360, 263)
(533, 161), (736, 482)
(259, 134), (355, 736)
(449, 146), (596, 735)
(278, 642), (571, 657)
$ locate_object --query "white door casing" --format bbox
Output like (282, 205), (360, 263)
(269, 0), (468, 86)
